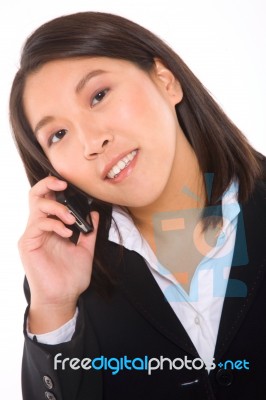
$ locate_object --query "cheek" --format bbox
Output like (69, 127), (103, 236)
(109, 94), (145, 130)
(48, 151), (85, 183)
(55, 166), (102, 199)
(48, 152), (103, 198)
(114, 106), (172, 154)
(109, 82), (167, 133)
(126, 87), (177, 140)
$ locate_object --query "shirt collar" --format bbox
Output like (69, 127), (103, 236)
(108, 180), (240, 249)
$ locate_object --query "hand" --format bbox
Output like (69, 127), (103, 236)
(19, 176), (99, 333)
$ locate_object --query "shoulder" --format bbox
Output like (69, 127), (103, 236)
(240, 155), (266, 250)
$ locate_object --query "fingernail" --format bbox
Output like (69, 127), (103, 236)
(66, 211), (76, 222)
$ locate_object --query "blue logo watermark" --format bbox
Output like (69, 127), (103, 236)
(151, 176), (248, 301)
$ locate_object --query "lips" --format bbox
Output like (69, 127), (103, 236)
(102, 149), (138, 180)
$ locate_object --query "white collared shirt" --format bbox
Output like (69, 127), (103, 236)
(28, 182), (240, 370)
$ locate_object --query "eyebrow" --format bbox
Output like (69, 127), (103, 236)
(33, 69), (108, 136)
(34, 116), (55, 137)
(75, 69), (107, 93)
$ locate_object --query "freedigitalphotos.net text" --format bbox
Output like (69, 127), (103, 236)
(53, 354), (250, 375)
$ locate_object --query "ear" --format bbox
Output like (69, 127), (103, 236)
(152, 58), (183, 105)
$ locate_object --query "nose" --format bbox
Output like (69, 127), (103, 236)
(79, 125), (114, 159)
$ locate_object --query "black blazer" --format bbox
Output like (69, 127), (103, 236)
(22, 177), (266, 400)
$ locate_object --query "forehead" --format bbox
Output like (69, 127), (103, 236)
(23, 56), (152, 109)
(25, 57), (146, 87)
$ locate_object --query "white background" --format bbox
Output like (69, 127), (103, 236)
(0, 0), (265, 397)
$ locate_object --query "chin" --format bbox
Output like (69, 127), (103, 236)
(121, 191), (165, 209)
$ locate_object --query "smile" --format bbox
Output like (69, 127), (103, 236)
(106, 150), (138, 179)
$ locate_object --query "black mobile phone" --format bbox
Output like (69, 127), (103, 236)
(56, 186), (94, 242)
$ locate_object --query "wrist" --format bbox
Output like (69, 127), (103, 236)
(28, 301), (77, 334)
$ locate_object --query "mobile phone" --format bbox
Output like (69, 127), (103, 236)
(56, 186), (94, 238)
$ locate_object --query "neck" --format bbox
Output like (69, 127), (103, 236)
(128, 131), (206, 250)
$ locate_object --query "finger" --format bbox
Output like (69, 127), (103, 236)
(29, 197), (76, 225)
(30, 176), (67, 203)
(26, 216), (74, 240)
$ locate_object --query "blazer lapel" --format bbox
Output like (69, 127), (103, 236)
(116, 244), (199, 358)
(214, 183), (266, 360)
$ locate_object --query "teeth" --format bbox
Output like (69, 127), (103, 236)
(107, 150), (137, 179)
(113, 166), (120, 175)
(117, 160), (126, 169)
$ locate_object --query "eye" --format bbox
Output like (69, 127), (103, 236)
(91, 88), (109, 107)
(49, 129), (67, 146)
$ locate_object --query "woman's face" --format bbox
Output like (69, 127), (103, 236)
(23, 57), (183, 207)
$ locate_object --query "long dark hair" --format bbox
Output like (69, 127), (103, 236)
(9, 12), (263, 290)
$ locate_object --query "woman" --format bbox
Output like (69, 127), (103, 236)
(9, 12), (266, 400)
